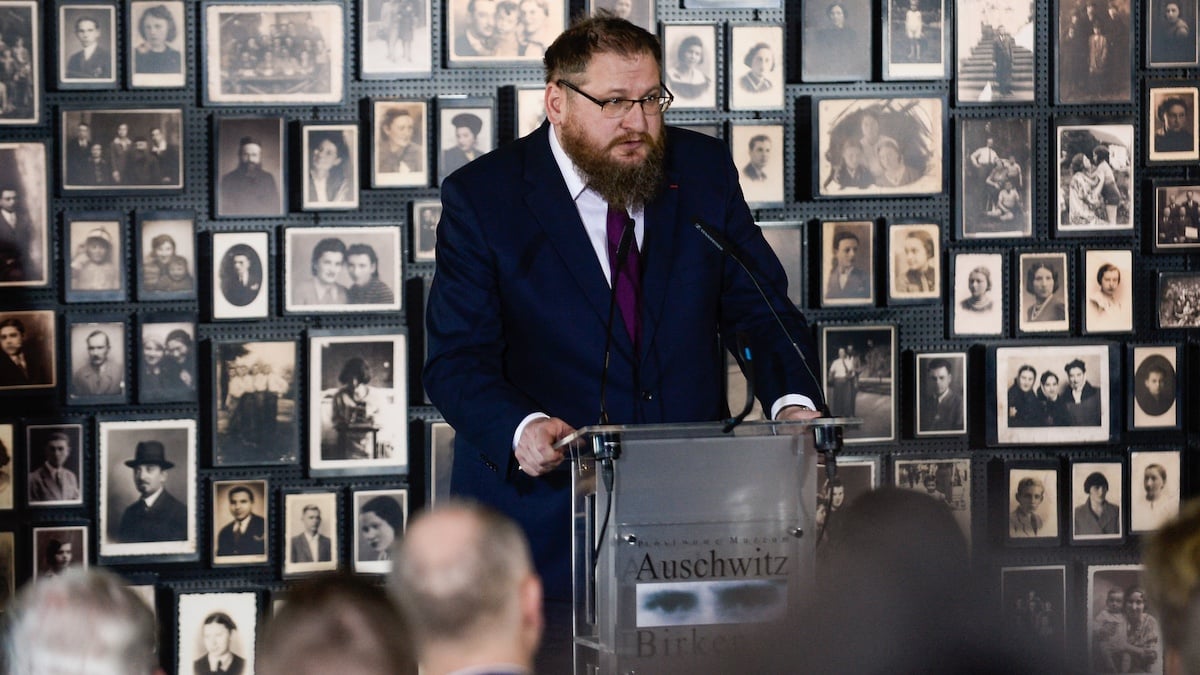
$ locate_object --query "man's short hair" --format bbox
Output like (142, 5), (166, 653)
(302, 504), (321, 517)
(0, 317), (26, 335)
(543, 15), (661, 83)
(1015, 476), (1043, 496)
(1145, 498), (1200, 674)
(748, 134), (770, 151)
(86, 329), (111, 348)
(204, 611), (237, 633)
(3, 568), (158, 675)
(1064, 358), (1086, 374)
(831, 228), (859, 252)
(45, 431), (71, 448)
(228, 485), (254, 502)
(926, 358), (952, 375)
(75, 17), (100, 32)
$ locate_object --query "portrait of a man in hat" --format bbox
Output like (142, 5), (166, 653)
(117, 440), (188, 543)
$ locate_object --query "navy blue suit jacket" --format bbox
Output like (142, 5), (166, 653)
(424, 123), (822, 599)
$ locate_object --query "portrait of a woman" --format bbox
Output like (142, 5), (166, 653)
(133, 4), (182, 75)
(306, 129), (355, 207)
(330, 357), (389, 460)
(959, 266), (993, 312)
(1007, 364), (1040, 427)
(357, 494), (405, 562)
(739, 42), (775, 93)
(1024, 260), (1066, 323)
(667, 35), (711, 101)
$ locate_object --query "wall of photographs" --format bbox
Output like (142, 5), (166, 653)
(0, 0), (1195, 670)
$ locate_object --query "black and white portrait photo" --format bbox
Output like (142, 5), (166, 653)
(212, 480), (269, 565)
(212, 231), (269, 320)
(661, 24), (717, 111)
(1083, 249), (1132, 334)
(0, 142), (47, 287)
(1087, 565), (1164, 675)
(883, 0), (947, 80)
(956, 0), (1034, 103)
(32, 526), (87, 580)
(893, 457), (971, 539)
(1148, 85), (1199, 162)
(1148, 0), (1198, 67)
(301, 124), (358, 210)
(176, 592), (257, 675)
(1072, 460), (1124, 543)
(60, 109), (185, 191)
(138, 318), (198, 404)
(1131, 347), (1179, 429)
(730, 123), (784, 206)
(888, 222), (940, 302)
(1131, 450), (1181, 534)
(438, 104), (493, 184)
(411, 199), (440, 262)
(283, 491), (338, 576)
(372, 99), (428, 188)
(0, 2), (39, 125)
(213, 340), (298, 467)
(353, 488), (407, 574)
(137, 212), (195, 300)
(58, 4), (116, 88)
(820, 324), (896, 444)
(728, 24), (784, 111)
(66, 319), (126, 404)
(914, 352), (966, 436)
(1152, 183), (1200, 249)
(215, 117), (285, 218)
(129, 1), (186, 88)
(958, 118), (1032, 239)
(0, 310), (55, 392)
(989, 343), (1116, 446)
(1159, 272), (1200, 327)
(0, 424), (13, 510)
(815, 97), (944, 197)
(1018, 252), (1070, 334)
(820, 220), (874, 307)
(589, 0), (652, 30)
(1006, 467), (1059, 541)
(309, 332), (408, 476)
(25, 424), (85, 507)
(1057, 0), (1133, 104)
(360, 0), (434, 78)
(98, 418), (197, 560)
(801, 0), (871, 82)
(447, 0), (565, 65)
(284, 226), (402, 313)
(203, 3), (346, 105)
(65, 216), (125, 301)
(1001, 566), (1066, 653)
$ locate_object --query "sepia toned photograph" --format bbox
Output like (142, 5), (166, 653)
(893, 456), (971, 540)
(513, 84), (546, 139)
(815, 96), (944, 197)
(212, 479), (269, 566)
(728, 24), (784, 111)
(1158, 271), (1200, 328)
(211, 231), (269, 320)
(64, 213), (125, 302)
(820, 220), (874, 307)
(1130, 345), (1180, 430)
(1087, 565), (1160, 673)
(1130, 449), (1181, 534)
(0, 2), (40, 125)
(129, 1), (186, 88)
(1056, 121), (1134, 234)
(0, 142), (47, 287)
(60, 108), (184, 192)
(309, 331), (408, 476)
(662, 24), (717, 111)
(32, 525), (88, 579)
(0, 424), (13, 510)
(1083, 249), (1133, 334)
(988, 342), (1117, 446)
(282, 490), (338, 576)
(730, 122), (784, 207)
(957, 117), (1032, 239)
(58, 3), (117, 89)
(177, 591), (258, 675)
(352, 488), (407, 574)
(758, 221), (803, 305)
(1152, 182), (1200, 249)
(801, 0), (870, 82)
(284, 226), (402, 314)
(1000, 565), (1066, 654)
(66, 319), (126, 404)
(411, 199), (440, 262)
(955, 0), (1034, 103)
(212, 340), (298, 467)
(301, 123), (359, 210)
(359, 0), (434, 79)
(1005, 465), (1060, 543)
(447, 0), (565, 66)
(913, 351), (966, 437)
(1072, 460), (1124, 543)
(437, 101), (493, 185)
(887, 222), (939, 302)
(590, 0), (653, 28)
(26, 423), (85, 507)
(1017, 252), (1070, 335)
(427, 420), (455, 507)
(815, 456), (879, 529)
(137, 211), (195, 301)
(1148, 0), (1198, 67)
(883, 0), (949, 80)
(819, 324), (896, 444)
(138, 317), (198, 404)
(1056, 0), (1132, 104)
(97, 417), (197, 561)
(0, 310), (55, 392)
(202, 2), (346, 106)
(1147, 84), (1199, 163)
(371, 99), (428, 188)
(214, 116), (285, 218)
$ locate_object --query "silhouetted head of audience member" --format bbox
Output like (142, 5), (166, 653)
(1144, 497), (1200, 675)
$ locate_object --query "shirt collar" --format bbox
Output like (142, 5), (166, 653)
(548, 124), (588, 201)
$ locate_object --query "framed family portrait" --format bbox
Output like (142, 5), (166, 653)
(284, 225), (402, 314)
(213, 116), (286, 218)
(1158, 271), (1200, 328)
(800, 0), (870, 82)
(1016, 251), (1071, 335)
(814, 96), (944, 198)
(57, 2), (118, 89)
(371, 99), (428, 188)
(308, 331), (408, 477)
(176, 591), (258, 675)
(1152, 181), (1200, 250)
(359, 0), (434, 79)
(60, 108), (184, 192)
(211, 231), (270, 320)
(437, 98), (494, 185)
(1004, 463), (1060, 545)
(820, 220), (874, 307)
(513, 84), (546, 139)
(1000, 565), (1067, 653)
(202, 1), (346, 106)
(662, 23), (718, 111)
(887, 222), (940, 303)
(0, 309), (56, 393)
(352, 488), (407, 574)
(1082, 249), (1133, 334)
(882, 0), (949, 80)
(1055, 0), (1133, 105)
(957, 117), (1032, 239)
(25, 423), (85, 507)
(728, 24), (784, 111)
(913, 351), (966, 437)
(0, 142), (48, 288)
(729, 122), (785, 207)
(0, 424), (12, 510)
(447, 0), (565, 66)
(757, 221), (804, 305)
(427, 420), (455, 507)
(128, 0), (186, 88)
(819, 324), (896, 444)
(300, 123), (359, 211)
(1129, 449), (1182, 533)
(0, 1), (40, 125)
(950, 252), (1004, 337)
(1087, 565), (1160, 674)
(1071, 459), (1125, 544)
(1129, 345), (1180, 430)
(211, 479), (269, 566)
(137, 316), (198, 404)
(282, 490), (338, 577)
(987, 341), (1118, 446)
(136, 210), (195, 301)
(1147, 0), (1198, 67)
(955, 0), (1033, 104)
(411, 199), (440, 262)
(893, 456), (971, 540)
(212, 339), (299, 467)
(589, 0), (652, 31)
(97, 417), (198, 562)
(32, 525), (88, 579)
(1147, 83), (1200, 163)
(65, 317), (126, 405)
(63, 211), (126, 302)
(1055, 120), (1134, 235)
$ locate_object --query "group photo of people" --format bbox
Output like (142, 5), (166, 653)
(1157, 272), (1200, 328)
(61, 112), (183, 190)
(1005, 359), (1104, 429)
(0, 7), (36, 122)
(1089, 571), (1162, 673)
(959, 118), (1032, 237)
(1058, 0), (1132, 103)
(215, 342), (297, 466)
(286, 229), (400, 311)
(138, 322), (197, 404)
(823, 328), (894, 442)
(210, 7), (339, 102)
(448, 0), (563, 61)
(818, 98), (942, 195)
(1057, 126), (1134, 230)
(1153, 185), (1200, 247)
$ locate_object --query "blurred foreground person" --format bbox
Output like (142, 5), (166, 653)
(1144, 497), (1200, 675)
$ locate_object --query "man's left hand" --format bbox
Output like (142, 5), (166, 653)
(777, 405), (823, 422)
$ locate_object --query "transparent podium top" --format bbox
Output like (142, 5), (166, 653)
(555, 417), (860, 456)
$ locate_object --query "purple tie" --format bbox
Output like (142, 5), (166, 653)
(606, 205), (641, 346)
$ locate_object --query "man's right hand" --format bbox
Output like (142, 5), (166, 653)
(515, 417), (575, 477)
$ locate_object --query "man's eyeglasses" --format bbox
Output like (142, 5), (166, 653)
(556, 79), (674, 118)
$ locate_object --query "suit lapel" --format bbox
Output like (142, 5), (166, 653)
(639, 169), (681, 360)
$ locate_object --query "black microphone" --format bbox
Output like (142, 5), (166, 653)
(598, 213), (636, 425)
(723, 331), (756, 433)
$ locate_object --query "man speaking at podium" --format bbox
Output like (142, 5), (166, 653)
(424, 13), (824, 628)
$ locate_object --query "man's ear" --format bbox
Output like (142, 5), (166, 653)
(544, 83), (565, 125)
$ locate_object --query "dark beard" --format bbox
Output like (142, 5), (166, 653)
(559, 121), (666, 209)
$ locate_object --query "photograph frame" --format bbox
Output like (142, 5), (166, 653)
(1054, 119), (1135, 236)
(513, 84), (546, 139)
(589, 0), (654, 28)
(436, 97), (495, 186)
(757, 221), (804, 306)
(819, 324), (897, 444)
(816, 454), (880, 511)
(359, 0), (434, 79)
(0, 531), (10, 604)
(65, 316), (127, 405)
(411, 199), (440, 263)
(283, 225), (403, 314)
(727, 23), (785, 112)
(210, 338), (300, 467)
(1128, 344), (1181, 430)
(956, 117), (1033, 239)
(137, 314), (198, 405)
(800, 0), (871, 82)
(213, 116), (287, 218)
(0, 423), (14, 511)
(352, 487), (408, 574)
(281, 489), (339, 577)
(950, 250), (1005, 337)
(887, 221), (940, 303)
(128, 0), (187, 89)
(57, 2), (118, 90)
(371, 98), (429, 188)
(1082, 248), (1133, 335)
(986, 341), (1119, 446)
(1054, 0), (1133, 105)
(1016, 250), (1071, 336)
(210, 230), (270, 321)
(882, 0), (950, 81)
(0, 309), (57, 394)
(1129, 448), (1182, 534)
(447, 0), (566, 67)
(1147, 82), (1200, 164)
(31, 524), (89, 579)
(1152, 180), (1200, 250)
(1000, 565), (1067, 653)
(819, 219), (875, 308)
(1157, 271), (1200, 328)
(1086, 564), (1160, 674)
(427, 420), (454, 508)
(0, 1), (41, 125)
(893, 455), (971, 540)
(299, 122), (360, 211)
(1071, 458), (1125, 545)
(60, 107), (184, 193)
(211, 479), (270, 566)
(0, 141), (49, 288)
(729, 121), (786, 207)
(25, 422), (86, 508)
(176, 591), (258, 675)
(135, 210), (196, 301)
(913, 351), (967, 437)
(1147, 0), (1199, 67)
(1003, 461), (1061, 546)
(661, 23), (719, 112)
(63, 211), (126, 302)
(954, 0), (1034, 105)
(201, 1), (347, 106)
